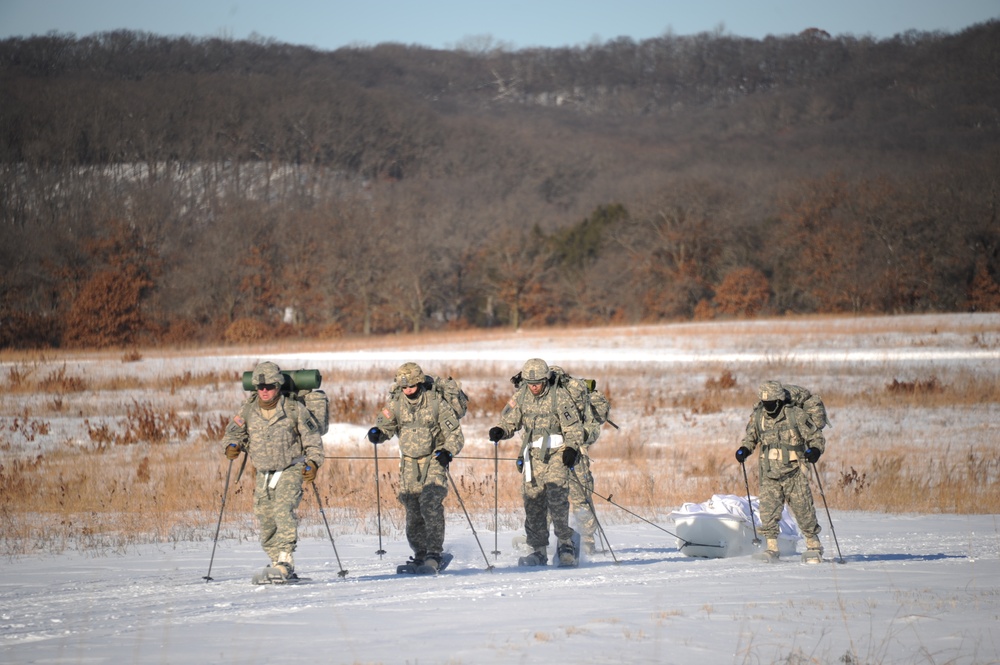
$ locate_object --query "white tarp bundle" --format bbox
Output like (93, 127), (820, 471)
(669, 493), (801, 558)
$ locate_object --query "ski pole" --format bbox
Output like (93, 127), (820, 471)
(810, 462), (846, 564)
(569, 471), (618, 564)
(203, 458), (234, 582)
(310, 481), (349, 577)
(446, 467), (495, 572)
(589, 487), (724, 550)
(740, 460), (762, 546)
(491, 440), (500, 558)
(372, 441), (387, 558)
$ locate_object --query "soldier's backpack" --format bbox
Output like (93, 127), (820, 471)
(511, 365), (613, 445)
(761, 384), (829, 430)
(425, 375), (469, 420)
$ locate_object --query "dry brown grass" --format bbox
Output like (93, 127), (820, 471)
(2, 316), (998, 556)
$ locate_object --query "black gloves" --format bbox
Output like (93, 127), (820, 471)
(562, 447), (579, 468)
(516, 457), (524, 473)
(302, 460), (318, 482)
(804, 447), (822, 464)
(735, 447), (751, 464)
(225, 444), (241, 460)
(367, 427), (383, 444)
(435, 449), (453, 468)
(488, 426), (505, 442)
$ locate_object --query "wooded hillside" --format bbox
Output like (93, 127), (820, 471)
(2, 22), (999, 348)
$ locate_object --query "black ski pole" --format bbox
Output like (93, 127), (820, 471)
(372, 441), (386, 558)
(446, 467), (495, 572)
(810, 462), (846, 564)
(589, 487), (724, 551)
(570, 471), (618, 564)
(740, 460), (762, 546)
(491, 440), (501, 558)
(203, 458), (234, 582)
(310, 481), (349, 577)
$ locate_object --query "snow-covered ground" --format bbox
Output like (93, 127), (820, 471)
(2, 516), (998, 664)
(2, 313), (999, 664)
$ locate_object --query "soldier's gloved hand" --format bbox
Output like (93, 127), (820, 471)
(562, 447), (579, 468)
(434, 449), (453, 468)
(516, 457), (524, 473)
(224, 444), (241, 460)
(302, 460), (318, 482)
(804, 447), (822, 464)
(735, 447), (751, 464)
(488, 426), (504, 442)
(367, 427), (383, 444)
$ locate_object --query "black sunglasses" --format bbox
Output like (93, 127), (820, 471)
(257, 383), (278, 391)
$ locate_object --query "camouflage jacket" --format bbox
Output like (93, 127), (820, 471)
(741, 404), (825, 478)
(374, 387), (464, 459)
(495, 383), (585, 454)
(222, 394), (324, 472)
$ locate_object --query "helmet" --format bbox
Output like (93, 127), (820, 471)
(252, 361), (284, 388)
(521, 358), (551, 384)
(758, 381), (786, 402)
(394, 362), (426, 388)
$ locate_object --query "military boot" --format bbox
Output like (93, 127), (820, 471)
(802, 535), (824, 564)
(752, 537), (780, 563)
(275, 551), (298, 580)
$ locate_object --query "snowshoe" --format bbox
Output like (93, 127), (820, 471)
(251, 563), (299, 585)
(518, 549), (548, 567)
(801, 549), (823, 564)
(398, 553), (453, 575)
(752, 549), (780, 563)
(557, 531), (582, 568)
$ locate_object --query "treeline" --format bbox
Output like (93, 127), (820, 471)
(1, 22), (999, 348)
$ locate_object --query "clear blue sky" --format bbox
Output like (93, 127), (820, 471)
(1, 1), (998, 51)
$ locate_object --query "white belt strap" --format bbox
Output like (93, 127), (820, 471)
(523, 435), (564, 482)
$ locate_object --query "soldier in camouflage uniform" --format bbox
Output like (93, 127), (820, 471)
(367, 362), (465, 573)
(489, 358), (585, 567)
(223, 361), (325, 580)
(736, 380), (826, 563)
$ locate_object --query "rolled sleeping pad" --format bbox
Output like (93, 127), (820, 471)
(242, 369), (322, 392)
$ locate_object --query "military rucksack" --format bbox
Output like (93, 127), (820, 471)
(511, 365), (613, 445)
(427, 375), (469, 420)
(758, 384), (829, 430)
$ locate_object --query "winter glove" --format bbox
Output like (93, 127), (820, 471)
(435, 449), (453, 468)
(302, 461), (318, 483)
(516, 457), (524, 473)
(488, 426), (505, 442)
(735, 447), (751, 464)
(224, 444), (241, 460)
(562, 446), (579, 468)
(367, 427), (383, 444)
(804, 447), (822, 464)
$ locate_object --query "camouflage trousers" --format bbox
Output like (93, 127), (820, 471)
(521, 447), (575, 550)
(758, 465), (821, 539)
(398, 454), (449, 556)
(253, 464), (305, 562)
(567, 454), (598, 546)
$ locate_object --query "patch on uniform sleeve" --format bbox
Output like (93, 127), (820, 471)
(444, 418), (459, 432)
(233, 415), (245, 427)
(507, 397), (517, 409)
(563, 408), (578, 423)
(382, 407), (392, 419)
(305, 418), (317, 432)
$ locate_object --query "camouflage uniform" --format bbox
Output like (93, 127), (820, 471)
(371, 363), (464, 566)
(740, 381), (825, 553)
(222, 362), (324, 571)
(494, 359), (585, 562)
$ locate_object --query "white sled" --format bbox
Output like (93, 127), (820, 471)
(669, 494), (800, 559)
